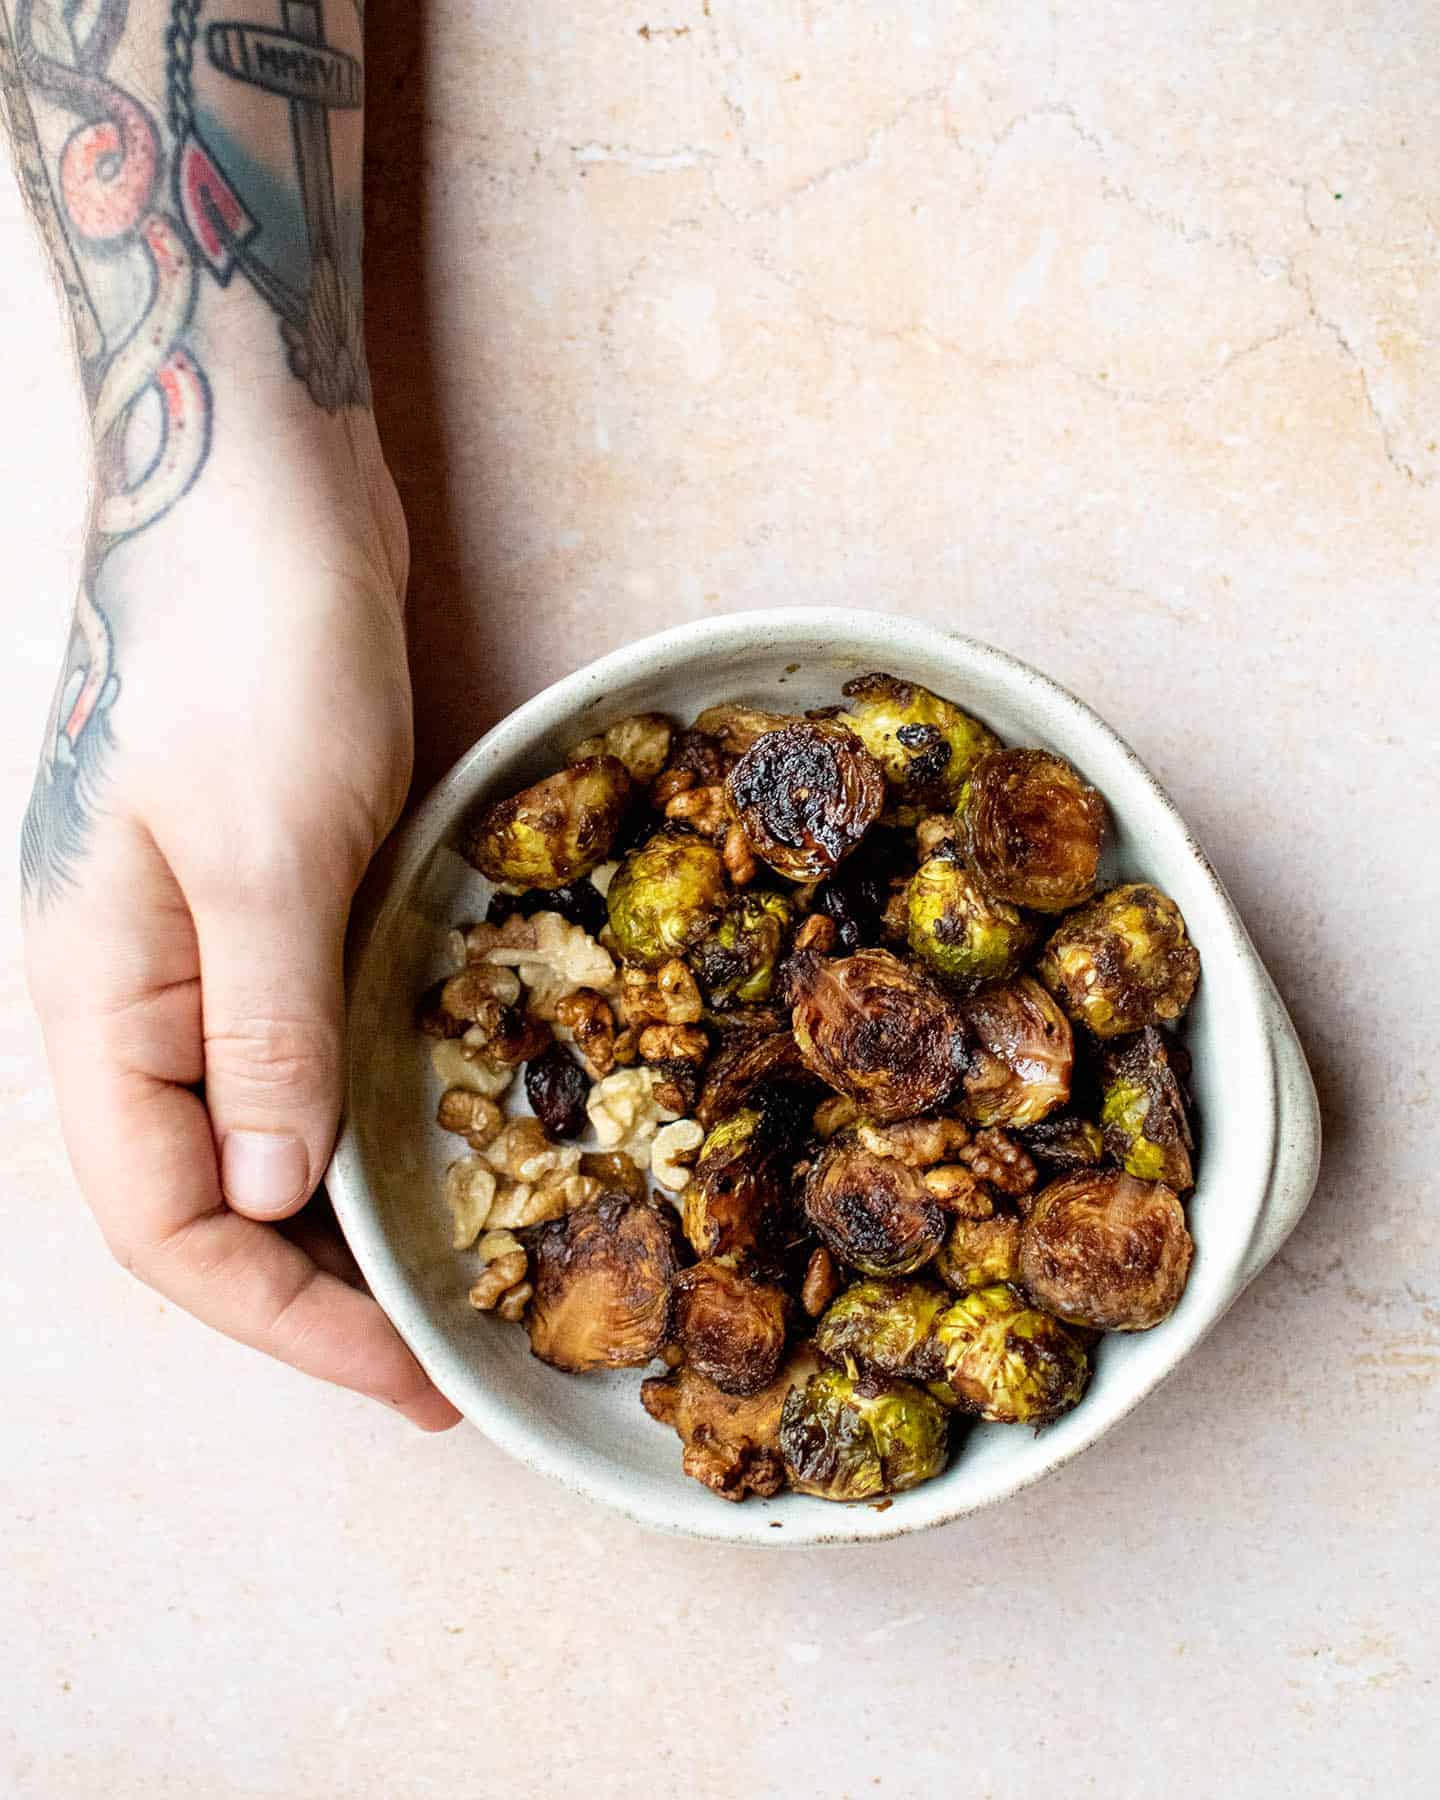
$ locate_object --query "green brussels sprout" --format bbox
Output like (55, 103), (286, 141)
(907, 853), (1038, 987)
(930, 1285), (1089, 1424)
(464, 755), (631, 889)
(682, 1107), (792, 1259)
(1019, 1170), (1193, 1331)
(803, 1134), (948, 1278)
(1037, 883), (1201, 1039)
(789, 947), (969, 1124)
(606, 829), (730, 967)
(726, 719), (886, 880)
(1099, 1028), (1195, 1190)
(780, 1367), (951, 1501)
(1018, 1113), (1105, 1174)
(814, 1278), (951, 1382)
(840, 672), (1001, 816)
(956, 749), (1106, 913)
(690, 889), (793, 1007)
(935, 1214), (1022, 1292)
(957, 975), (1074, 1128)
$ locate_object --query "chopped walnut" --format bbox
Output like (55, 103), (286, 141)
(617, 960), (703, 1028)
(589, 860), (620, 897)
(441, 965), (523, 1021)
(484, 1116), (583, 1183)
(793, 913), (837, 956)
(722, 821), (757, 887)
(664, 783), (729, 837)
(652, 766), (696, 806)
(585, 1066), (680, 1170)
(553, 988), (617, 1076)
(444, 1157), (499, 1249)
(959, 1127), (1039, 1197)
(431, 1039), (515, 1100)
(476, 1228), (524, 1264)
(497, 1281), (533, 1323)
(651, 1118), (705, 1193)
(568, 713), (673, 781)
(468, 1249), (528, 1311)
(579, 1150), (649, 1203)
(485, 1168), (604, 1231)
(814, 1094), (861, 1139)
(857, 1116), (971, 1169)
(462, 911), (616, 1020)
(436, 1089), (504, 1151)
(921, 1164), (996, 1219)
(637, 1023), (709, 1067)
(801, 1246), (841, 1317)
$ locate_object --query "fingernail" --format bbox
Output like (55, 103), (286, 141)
(221, 1130), (310, 1218)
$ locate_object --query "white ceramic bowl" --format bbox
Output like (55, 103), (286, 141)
(329, 609), (1321, 1545)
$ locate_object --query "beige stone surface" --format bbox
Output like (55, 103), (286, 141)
(3, 1), (1438, 1794)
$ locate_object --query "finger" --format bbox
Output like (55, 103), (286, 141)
(192, 879), (350, 1223)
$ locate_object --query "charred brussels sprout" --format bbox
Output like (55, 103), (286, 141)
(780, 1367), (950, 1501)
(526, 1197), (686, 1373)
(1100, 1028), (1195, 1190)
(682, 1107), (793, 1259)
(840, 672), (1000, 815)
(465, 755), (631, 889)
(641, 1349), (819, 1502)
(789, 947), (969, 1124)
(803, 1135), (948, 1278)
(814, 1278), (949, 1382)
(1019, 1169), (1193, 1331)
(907, 854), (1038, 988)
(725, 719), (886, 880)
(957, 749), (1106, 913)
(958, 975), (1074, 1128)
(1018, 1113), (1105, 1174)
(1037, 883), (1200, 1039)
(671, 1257), (790, 1395)
(690, 890), (793, 1007)
(930, 1285), (1089, 1424)
(935, 1214), (1022, 1292)
(606, 829), (729, 967)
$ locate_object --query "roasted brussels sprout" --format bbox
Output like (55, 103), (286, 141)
(803, 1135), (948, 1277)
(789, 948), (969, 1124)
(1100, 1027), (1195, 1190)
(780, 1367), (950, 1501)
(690, 889), (793, 1007)
(606, 829), (730, 967)
(465, 755), (631, 889)
(525, 1197), (686, 1373)
(956, 748), (1106, 914)
(1037, 883), (1200, 1039)
(930, 1285), (1089, 1424)
(957, 975), (1073, 1128)
(641, 1349), (819, 1502)
(935, 1214), (1022, 1292)
(694, 1029), (821, 1131)
(693, 701), (797, 755)
(726, 719), (886, 880)
(670, 1257), (790, 1395)
(682, 1107), (793, 1259)
(814, 1278), (950, 1382)
(840, 672), (1000, 815)
(907, 853), (1038, 987)
(1018, 1112), (1105, 1174)
(1019, 1170), (1193, 1331)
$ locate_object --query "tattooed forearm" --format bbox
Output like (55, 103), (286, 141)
(2, 0), (368, 904)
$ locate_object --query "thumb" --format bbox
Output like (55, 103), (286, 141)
(197, 883), (350, 1222)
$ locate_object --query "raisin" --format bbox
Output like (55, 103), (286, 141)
(525, 1042), (591, 1139)
(485, 879), (608, 938)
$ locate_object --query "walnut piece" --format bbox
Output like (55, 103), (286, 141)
(618, 960), (703, 1028)
(444, 1157), (499, 1249)
(637, 1023), (709, 1067)
(436, 1089), (504, 1151)
(585, 1066), (680, 1170)
(959, 1126), (1039, 1197)
(921, 1164), (996, 1218)
(430, 1038), (515, 1099)
(553, 988), (617, 1076)
(793, 913), (837, 955)
(801, 1246), (841, 1317)
(651, 1118), (705, 1193)
(469, 1249), (528, 1311)
(484, 1116), (583, 1183)
(460, 912), (616, 1019)
(485, 1169), (603, 1229)
(664, 784), (728, 837)
(813, 1094), (861, 1139)
(857, 1116), (971, 1169)
(722, 822), (757, 887)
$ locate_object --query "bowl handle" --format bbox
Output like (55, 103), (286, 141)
(1236, 977), (1323, 1292)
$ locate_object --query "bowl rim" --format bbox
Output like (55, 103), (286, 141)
(329, 606), (1319, 1546)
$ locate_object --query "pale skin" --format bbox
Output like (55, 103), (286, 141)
(6, 0), (461, 1428)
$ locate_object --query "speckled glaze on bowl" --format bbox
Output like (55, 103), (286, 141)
(328, 610), (1321, 1546)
